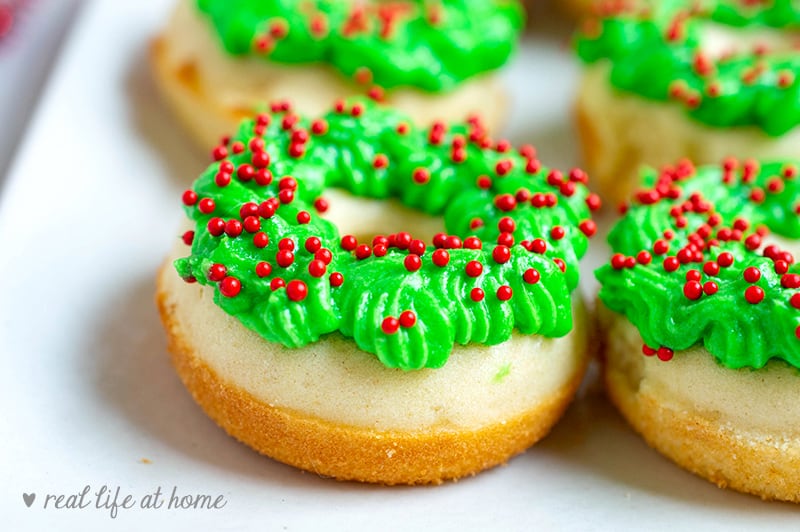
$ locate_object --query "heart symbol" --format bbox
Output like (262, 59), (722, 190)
(22, 493), (35, 507)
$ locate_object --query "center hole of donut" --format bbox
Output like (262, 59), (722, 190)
(701, 23), (797, 58)
(321, 189), (446, 244)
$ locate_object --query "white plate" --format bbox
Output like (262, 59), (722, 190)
(1, 1), (797, 530)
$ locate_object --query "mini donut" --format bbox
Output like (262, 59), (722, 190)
(157, 98), (600, 484)
(575, 0), (800, 205)
(597, 157), (800, 501)
(151, 0), (524, 149)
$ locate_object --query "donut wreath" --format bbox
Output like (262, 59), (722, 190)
(597, 157), (800, 369)
(174, 98), (599, 371)
(576, 0), (800, 136)
(195, 0), (525, 93)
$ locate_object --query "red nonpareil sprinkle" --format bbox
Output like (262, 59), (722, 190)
(550, 226), (566, 240)
(476, 175), (492, 189)
(243, 216), (261, 233)
(579, 220), (597, 237)
(297, 211), (311, 224)
(255, 261), (272, 277)
(611, 254), (626, 270)
(684, 281), (702, 300)
(497, 286), (513, 301)
(745, 285), (765, 304)
(703, 281), (718, 295)
(703, 261), (719, 276)
(409, 239), (426, 256)
(308, 260), (327, 278)
(381, 317), (400, 334)
(207, 217), (225, 236)
(497, 232), (514, 247)
(523, 268), (540, 284)
(314, 197), (329, 213)
(637, 251), (652, 265)
(286, 280), (308, 302)
(253, 232), (269, 248)
(252, 151), (270, 169)
(744, 233), (762, 250)
(279, 189), (295, 204)
(399, 311), (416, 328)
(404, 254), (422, 271)
(329, 272), (344, 287)
(278, 238), (295, 251)
(411, 168), (430, 184)
(182, 231), (194, 246)
(465, 261), (483, 277)
(642, 345), (657, 356)
(717, 252), (734, 267)
(663, 256), (680, 272)
(258, 201), (276, 219)
(494, 194), (517, 212)
(586, 194), (602, 211)
(498, 217), (515, 233)
(782, 274), (800, 288)
(208, 263), (227, 282)
(270, 278), (286, 291)
(341, 235), (358, 251)
(531, 239), (547, 254)
(394, 232), (412, 249)
(220, 276), (242, 297)
(470, 287), (485, 302)
(495, 160), (513, 176)
(198, 198), (215, 214)
(212, 146), (228, 161)
(686, 269), (701, 282)
(311, 119), (328, 135)
(276, 250), (294, 267)
(225, 219), (243, 237)
(432, 233), (447, 248)
(653, 240), (669, 255)
(775, 260), (789, 275)
(492, 246), (511, 264)
(791, 293), (800, 309)
(355, 244), (372, 260)
(373, 244), (388, 257)
(657, 347), (674, 361)
(215, 171), (231, 187)
(554, 258), (567, 273)
(463, 237), (481, 250)
(743, 267), (761, 283)
(432, 249), (450, 267)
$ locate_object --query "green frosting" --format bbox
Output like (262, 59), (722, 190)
(175, 99), (597, 370)
(195, 0), (524, 92)
(576, 0), (800, 136)
(597, 159), (800, 369)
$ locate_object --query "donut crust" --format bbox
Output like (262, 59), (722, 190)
(602, 308), (800, 502)
(157, 264), (589, 485)
(149, 0), (508, 150)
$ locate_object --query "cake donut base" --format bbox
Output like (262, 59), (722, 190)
(601, 307), (800, 502)
(576, 64), (800, 206)
(150, 0), (508, 150)
(156, 263), (590, 485)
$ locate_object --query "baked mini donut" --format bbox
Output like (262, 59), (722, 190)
(151, 0), (524, 149)
(575, 0), (800, 205)
(597, 157), (800, 501)
(157, 98), (600, 484)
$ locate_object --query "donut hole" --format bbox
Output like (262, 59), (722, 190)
(321, 188), (446, 245)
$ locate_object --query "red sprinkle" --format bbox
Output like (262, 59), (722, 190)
(286, 280), (308, 301)
(523, 268), (540, 284)
(496, 286), (513, 301)
(219, 276), (242, 298)
(470, 288), (485, 302)
(382, 316), (400, 334)
(745, 285), (765, 304)
(399, 311), (417, 328)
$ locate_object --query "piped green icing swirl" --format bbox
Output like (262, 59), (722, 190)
(195, 0), (524, 92)
(597, 158), (800, 369)
(175, 98), (597, 370)
(576, 0), (800, 135)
